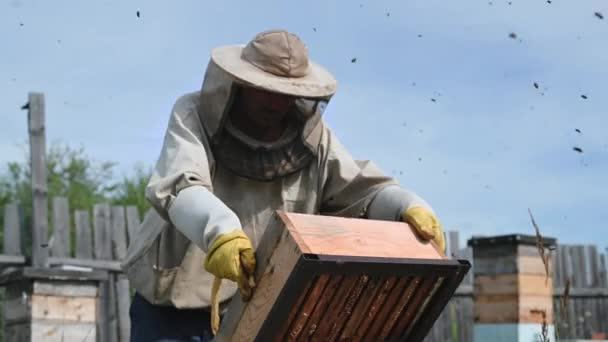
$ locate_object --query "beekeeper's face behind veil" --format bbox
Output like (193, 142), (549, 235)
(198, 30), (338, 181)
(228, 86), (297, 143)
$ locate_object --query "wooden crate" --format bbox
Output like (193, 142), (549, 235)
(217, 211), (470, 342)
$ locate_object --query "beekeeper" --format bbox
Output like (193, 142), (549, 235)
(122, 29), (445, 342)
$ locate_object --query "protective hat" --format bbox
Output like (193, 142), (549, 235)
(211, 29), (337, 98)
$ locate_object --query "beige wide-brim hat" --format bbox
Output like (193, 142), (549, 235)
(211, 30), (338, 98)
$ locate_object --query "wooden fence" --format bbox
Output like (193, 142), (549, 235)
(0, 199), (141, 342)
(553, 245), (608, 340)
(1, 200), (607, 341)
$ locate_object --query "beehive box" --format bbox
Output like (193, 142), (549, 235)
(0, 268), (107, 342)
(216, 211), (470, 342)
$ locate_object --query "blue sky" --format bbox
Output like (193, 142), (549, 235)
(1, 0), (607, 250)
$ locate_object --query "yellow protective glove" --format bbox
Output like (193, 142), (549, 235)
(204, 230), (256, 335)
(401, 207), (446, 254)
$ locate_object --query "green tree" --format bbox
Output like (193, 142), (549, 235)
(0, 142), (152, 254)
(0, 143), (116, 214)
(0, 142), (117, 254)
(111, 162), (153, 217)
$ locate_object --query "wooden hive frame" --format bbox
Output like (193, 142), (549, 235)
(217, 211), (471, 342)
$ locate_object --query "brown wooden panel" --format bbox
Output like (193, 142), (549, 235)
(312, 274), (363, 339)
(31, 295), (96, 323)
(352, 277), (398, 340)
(475, 294), (519, 323)
(216, 215), (291, 341)
(518, 255), (552, 276)
(217, 212), (469, 342)
(473, 273), (552, 297)
(474, 274), (518, 296)
(519, 295), (553, 324)
(365, 276), (411, 338)
(379, 277), (421, 339)
(325, 274), (369, 341)
(283, 212), (445, 259)
(392, 277), (439, 338)
(338, 276), (386, 341)
(300, 275), (344, 338)
(275, 277), (315, 342)
(282, 275), (329, 341)
(519, 273), (552, 296)
(226, 228), (302, 341)
(31, 320), (96, 342)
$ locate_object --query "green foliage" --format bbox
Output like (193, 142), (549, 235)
(111, 162), (153, 216)
(0, 142), (152, 254)
(46, 143), (117, 211)
(0, 142), (114, 225)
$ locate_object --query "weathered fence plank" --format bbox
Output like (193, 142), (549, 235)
(115, 275), (130, 342)
(51, 197), (70, 257)
(94, 203), (117, 342)
(104, 273), (119, 342)
(3, 203), (22, 255)
(588, 246), (599, 287)
(461, 247), (474, 286)
(125, 206), (140, 246)
(93, 204), (112, 261)
(553, 246), (561, 288)
(447, 231), (459, 258)
(111, 206), (128, 261)
(75, 210), (94, 259)
(574, 246), (586, 289)
(600, 254), (608, 288)
(558, 245), (569, 288)
(111, 206), (130, 341)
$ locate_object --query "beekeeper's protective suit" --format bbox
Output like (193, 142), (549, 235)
(122, 29), (445, 341)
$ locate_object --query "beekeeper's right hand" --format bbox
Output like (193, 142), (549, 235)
(204, 230), (257, 300)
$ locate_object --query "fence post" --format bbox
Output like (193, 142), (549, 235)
(27, 92), (49, 268)
(469, 234), (556, 342)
